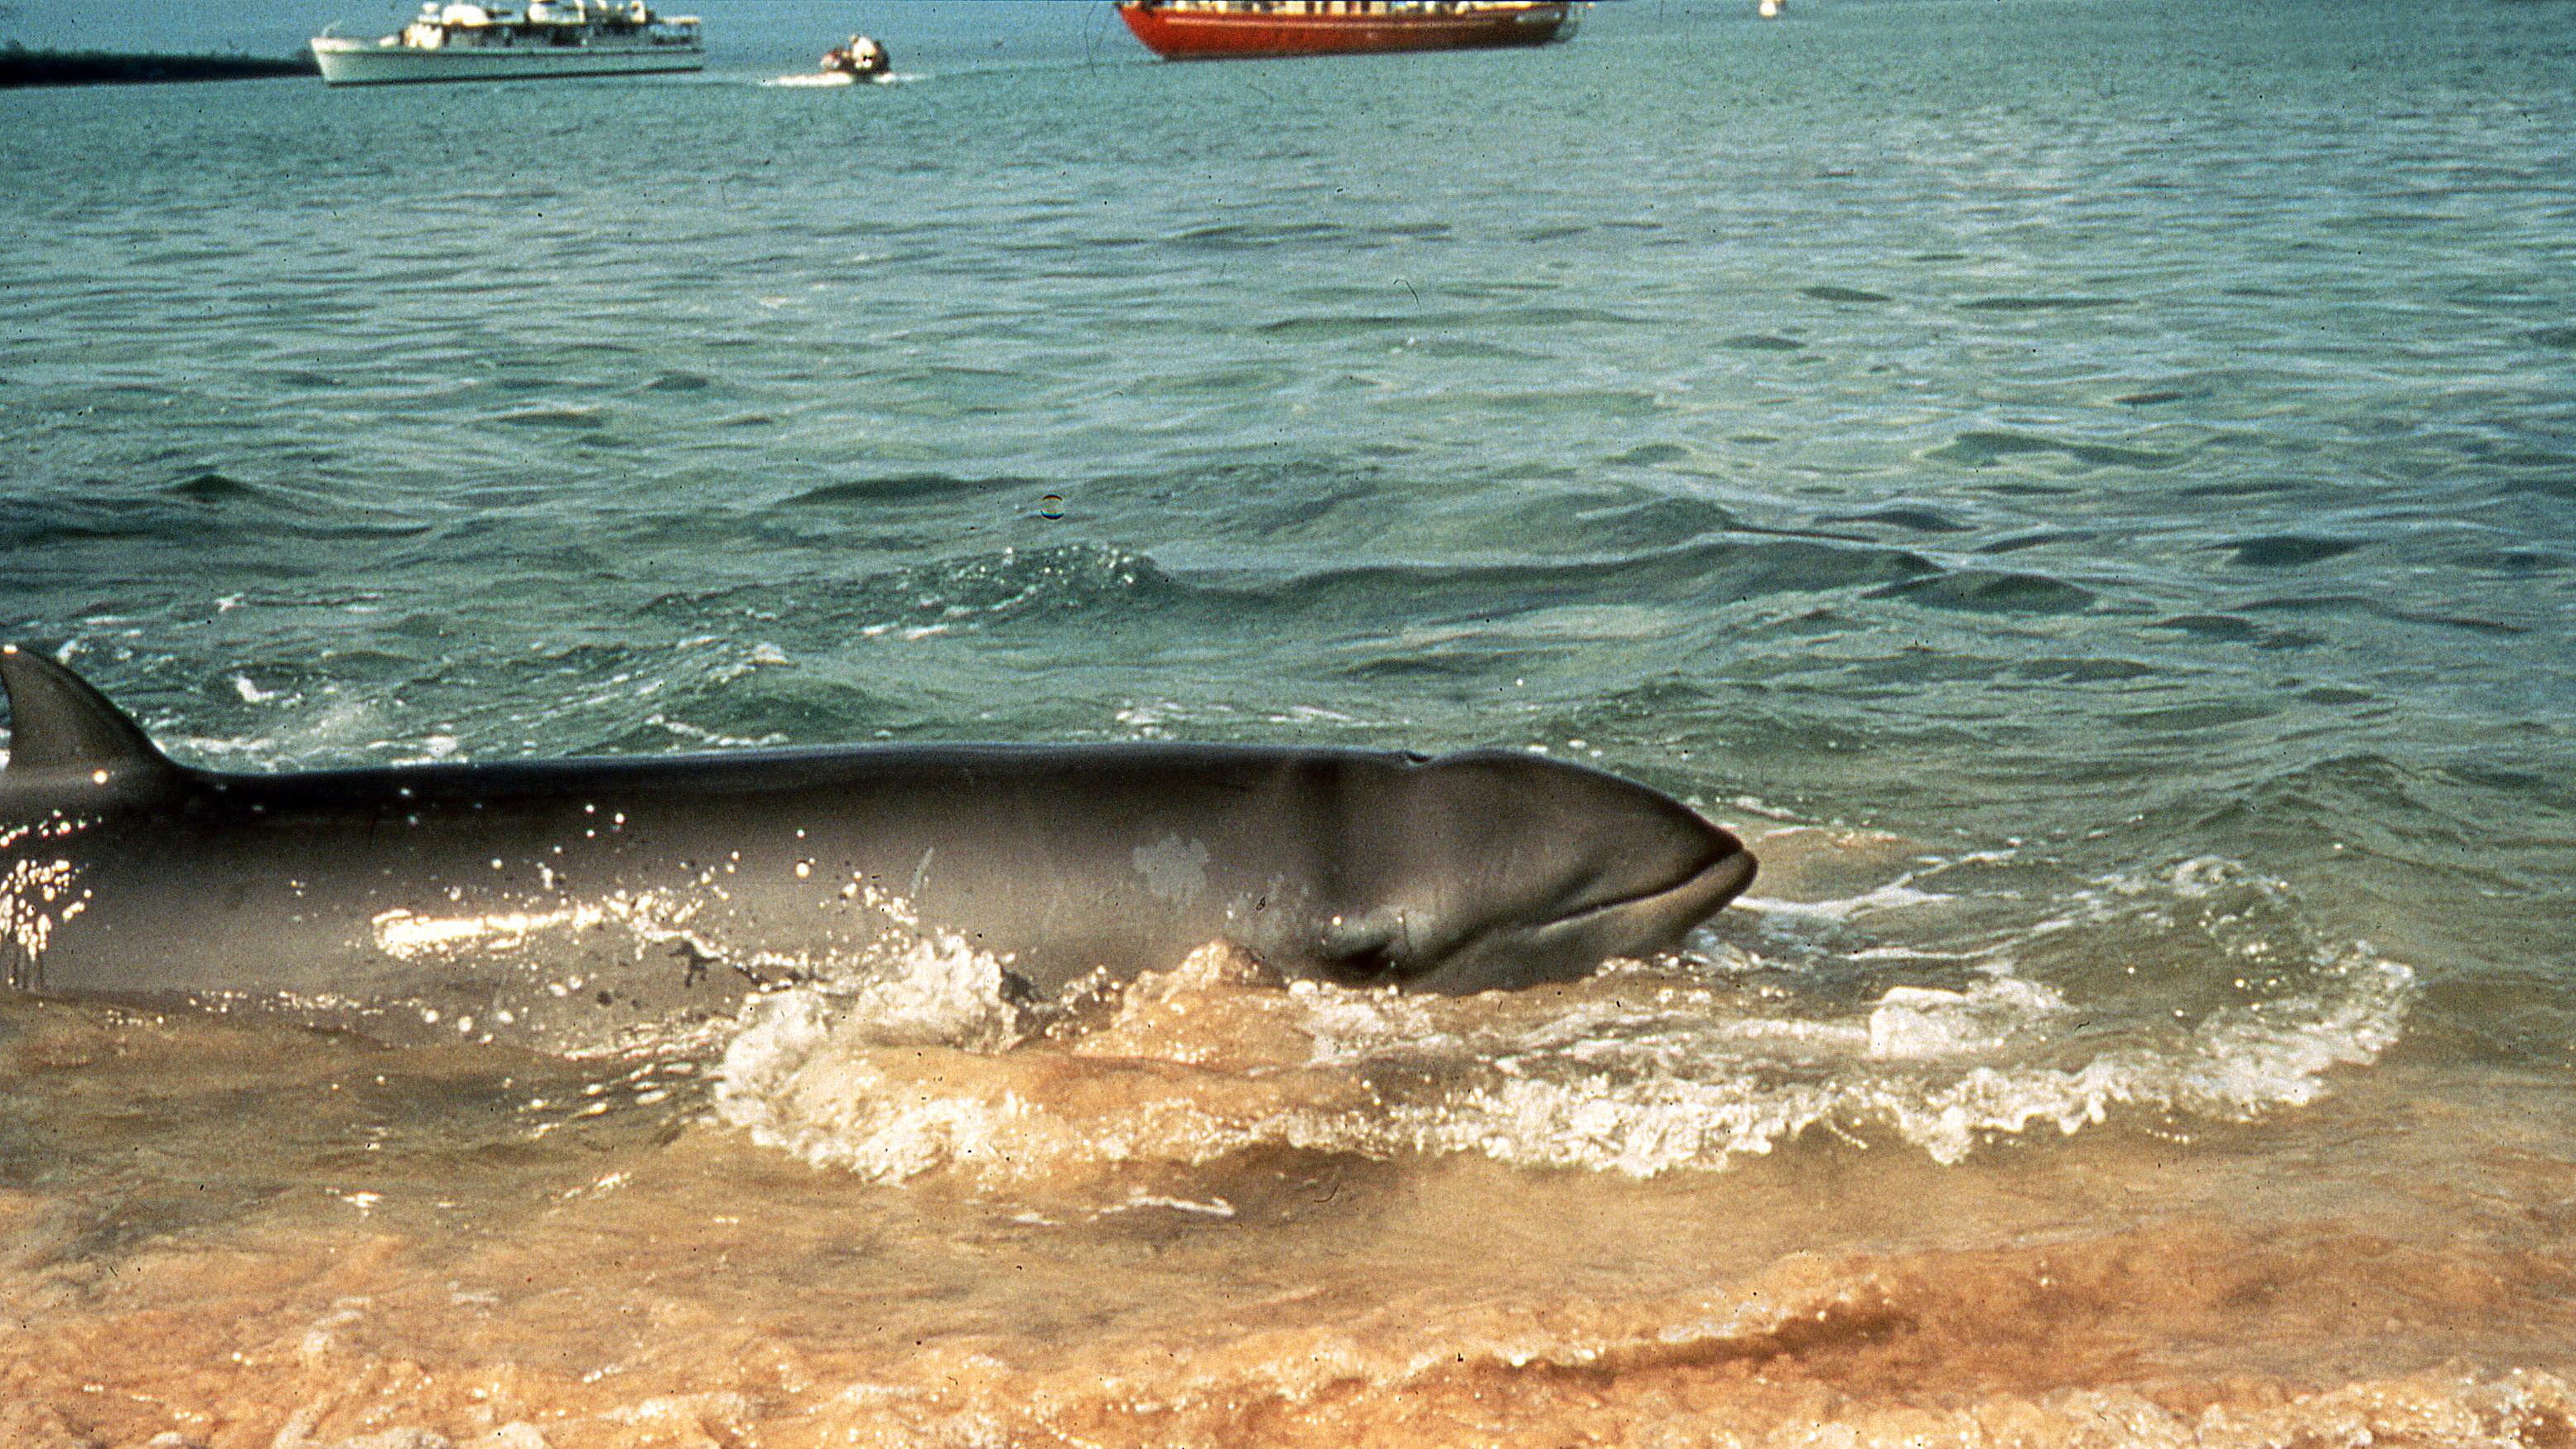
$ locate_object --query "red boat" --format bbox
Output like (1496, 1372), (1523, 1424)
(1117, 0), (1580, 60)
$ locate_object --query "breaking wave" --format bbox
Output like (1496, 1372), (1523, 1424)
(708, 843), (2414, 1188)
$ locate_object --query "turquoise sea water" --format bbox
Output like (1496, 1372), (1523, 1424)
(3, 2), (2574, 1443)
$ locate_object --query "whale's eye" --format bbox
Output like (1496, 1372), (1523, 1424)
(1317, 913), (1407, 984)
(1324, 941), (1403, 984)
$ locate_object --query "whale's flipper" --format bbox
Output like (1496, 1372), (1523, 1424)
(0, 645), (181, 786)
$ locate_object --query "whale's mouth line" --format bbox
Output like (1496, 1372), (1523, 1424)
(1382, 848), (1756, 991)
(1536, 846), (1759, 938)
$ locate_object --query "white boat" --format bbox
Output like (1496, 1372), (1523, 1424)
(311, 0), (703, 86)
(768, 33), (892, 89)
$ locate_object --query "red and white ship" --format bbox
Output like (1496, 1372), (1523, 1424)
(1117, 0), (1580, 61)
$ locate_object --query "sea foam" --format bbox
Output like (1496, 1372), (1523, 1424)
(707, 852), (2414, 1186)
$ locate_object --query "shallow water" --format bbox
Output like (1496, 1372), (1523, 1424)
(3, 0), (2574, 1442)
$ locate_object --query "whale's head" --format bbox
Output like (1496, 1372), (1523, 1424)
(1295, 748), (1756, 994)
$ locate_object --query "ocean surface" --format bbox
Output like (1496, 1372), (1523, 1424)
(4, 0), (2574, 1443)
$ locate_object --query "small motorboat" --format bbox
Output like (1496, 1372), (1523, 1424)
(768, 31), (891, 87)
(819, 32), (890, 80)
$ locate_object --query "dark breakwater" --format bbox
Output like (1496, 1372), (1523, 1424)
(0, 49), (316, 88)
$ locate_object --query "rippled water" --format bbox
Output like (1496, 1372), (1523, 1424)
(3, 0), (2574, 1443)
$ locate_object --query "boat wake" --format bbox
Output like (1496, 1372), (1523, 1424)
(762, 70), (918, 89)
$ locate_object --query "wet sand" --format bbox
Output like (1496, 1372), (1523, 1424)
(4, 967), (2571, 1449)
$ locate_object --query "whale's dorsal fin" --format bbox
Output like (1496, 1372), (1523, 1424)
(1, 644), (181, 785)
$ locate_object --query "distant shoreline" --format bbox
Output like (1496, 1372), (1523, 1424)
(0, 48), (320, 87)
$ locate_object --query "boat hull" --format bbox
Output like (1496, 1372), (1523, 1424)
(310, 36), (703, 86)
(1117, 2), (1573, 60)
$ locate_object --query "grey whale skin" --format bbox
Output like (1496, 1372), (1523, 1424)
(0, 646), (1755, 1051)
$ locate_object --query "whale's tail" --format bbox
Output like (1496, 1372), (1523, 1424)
(0, 645), (181, 790)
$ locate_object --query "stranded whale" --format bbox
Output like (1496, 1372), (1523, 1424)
(0, 645), (1755, 1051)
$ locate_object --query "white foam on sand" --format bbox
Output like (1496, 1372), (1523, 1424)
(707, 856), (2414, 1184)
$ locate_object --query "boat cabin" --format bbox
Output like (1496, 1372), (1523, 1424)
(395, 0), (700, 51)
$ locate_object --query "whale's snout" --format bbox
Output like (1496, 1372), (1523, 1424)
(1373, 750), (1758, 993)
(1532, 814), (1755, 959)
